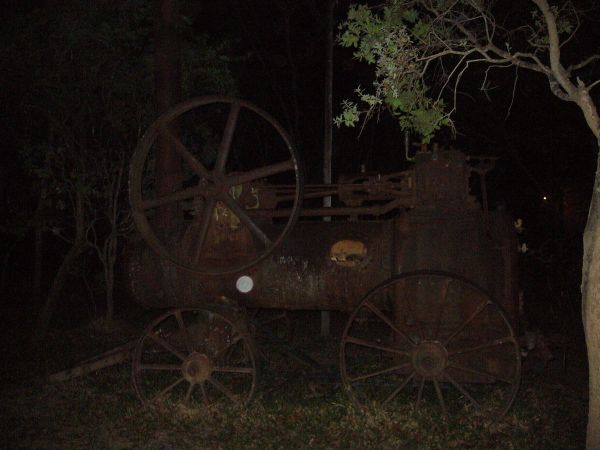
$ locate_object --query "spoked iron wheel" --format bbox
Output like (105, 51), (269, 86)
(340, 271), (520, 421)
(249, 308), (294, 342)
(133, 308), (257, 411)
(248, 308), (295, 362)
(129, 96), (304, 275)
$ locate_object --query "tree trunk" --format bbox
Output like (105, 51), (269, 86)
(33, 192), (86, 340)
(582, 144), (600, 449)
(34, 225), (43, 303)
(33, 182), (47, 304)
(282, 11), (301, 150)
(105, 268), (114, 322)
(154, 0), (182, 230)
(104, 232), (117, 322)
(1, 240), (20, 295)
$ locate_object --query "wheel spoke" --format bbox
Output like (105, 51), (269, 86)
(200, 381), (209, 406)
(190, 197), (217, 264)
(161, 126), (211, 180)
(213, 366), (255, 374)
(443, 370), (481, 410)
(215, 102), (241, 174)
(340, 273), (519, 419)
(174, 310), (194, 353)
(132, 97), (302, 276)
(449, 362), (513, 384)
(363, 300), (416, 346)
(184, 382), (196, 403)
(415, 377), (425, 411)
(448, 336), (514, 357)
(208, 376), (239, 403)
(433, 278), (452, 340)
(149, 332), (186, 361)
(257, 312), (287, 326)
(433, 379), (447, 417)
(141, 185), (204, 210)
(348, 362), (411, 383)
(214, 334), (243, 359)
(413, 320), (427, 343)
(225, 160), (295, 186)
(344, 335), (411, 356)
(443, 300), (489, 346)
(382, 371), (416, 407)
(152, 377), (185, 402)
(139, 363), (181, 371)
(399, 279), (427, 342)
(134, 308), (257, 411)
(221, 194), (272, 247)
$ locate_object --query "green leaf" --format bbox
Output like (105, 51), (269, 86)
(402, 9), (419, 24)
(412, 20), (428, 39)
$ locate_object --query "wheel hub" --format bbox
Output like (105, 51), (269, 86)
(411, 341), (448, 378)
(181, 352), (213, 384)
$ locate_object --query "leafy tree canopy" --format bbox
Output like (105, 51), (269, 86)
(336, 0), (597, 143)
(5, 0), (236, 228)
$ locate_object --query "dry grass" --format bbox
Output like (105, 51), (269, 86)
(0, 316), (587, 450)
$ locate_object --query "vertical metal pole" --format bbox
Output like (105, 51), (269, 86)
(323, 0), (334, 197)
(321, 0), (335, 337)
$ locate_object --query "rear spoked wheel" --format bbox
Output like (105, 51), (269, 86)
(340, 271), (521, 422)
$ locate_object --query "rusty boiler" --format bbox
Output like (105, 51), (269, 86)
(125, 148), (518, 329)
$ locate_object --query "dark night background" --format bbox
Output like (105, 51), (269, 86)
(1, 0), (597, 329)
(0, 0), (598, 446)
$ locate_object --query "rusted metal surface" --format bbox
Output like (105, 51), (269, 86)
(132, 307), (257, 409)
(246, 221), (394, 311)
(125, 99), (521, 417)
(127, 141), (518, 320)
(127, 221), (394, 311)
(245, 171), (413, 218)
(129, 96), (304, 275)
(412, 149), (473, 207)
(340, 271), (521, 417)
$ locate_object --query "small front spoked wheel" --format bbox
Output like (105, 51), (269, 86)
(132, 308), (257, 411)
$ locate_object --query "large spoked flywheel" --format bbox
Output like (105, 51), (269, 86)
(129, 96), (304, 275)
(340, 271), (521, 421)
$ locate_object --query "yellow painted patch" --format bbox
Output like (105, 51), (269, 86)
(330, 240), (367, 267)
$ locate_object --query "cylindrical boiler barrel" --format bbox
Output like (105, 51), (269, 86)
(125, 220), (395, 311)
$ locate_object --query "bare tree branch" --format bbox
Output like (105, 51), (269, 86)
(505, 65), (520, 120)
(532, 0), (577, 98)
(569, 55), (600, 73)
(588, 78), (600, 92)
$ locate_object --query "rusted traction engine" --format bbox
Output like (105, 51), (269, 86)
(126, 96), (521, 419)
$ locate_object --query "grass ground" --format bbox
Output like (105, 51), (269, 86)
(0, 310), (587, 450)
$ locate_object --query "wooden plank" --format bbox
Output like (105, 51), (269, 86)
(48, 340), (137, 383)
